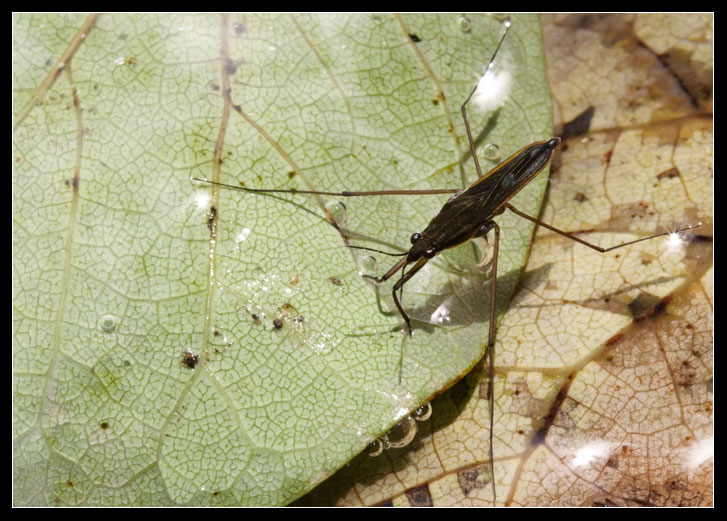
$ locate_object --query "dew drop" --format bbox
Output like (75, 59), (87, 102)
(385, 416), (418, 449)
(366, 439), (383, 457)
(483, 143), (501, 161)
(360, 255), (379, 276)
(414, 402), (432, 422)
(325, 200), (348, 225)
(100, 314), (117, 333)
(459, 15), (472, 33)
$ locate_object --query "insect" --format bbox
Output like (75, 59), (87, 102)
(195, 15), (702, 505)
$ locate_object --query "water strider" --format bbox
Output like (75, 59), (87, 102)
(195, 17), (700, 504)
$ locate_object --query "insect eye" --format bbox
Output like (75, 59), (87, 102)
(410, 232), (422, 244)
(424, 247), (436, 259)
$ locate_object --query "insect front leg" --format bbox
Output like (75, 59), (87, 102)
(390, 257), (429, 336)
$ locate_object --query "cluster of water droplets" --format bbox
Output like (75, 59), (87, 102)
(366, 403), (432, 457)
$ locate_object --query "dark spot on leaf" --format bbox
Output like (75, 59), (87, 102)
(207, 206), (216, 232)
(329, 277), (342, 286)
(561, 106), (595, 137)
(632, 294), (672, 321)
(657, 167), (680, 180)
(409, 33), (421, 43)
(604, 148), (613, 165)
(182, 350), (199, 369)
(273, 318), (283, 329)
(225, 58), (238, 76)
(457, 464), (491, 496)
(404, 484), (433, 506)
(100, 421), (109, 429)
(627, 292), (661, 318)
(574, 192), (588, 203)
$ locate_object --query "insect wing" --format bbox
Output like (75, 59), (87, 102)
(466, 139), (558, 214)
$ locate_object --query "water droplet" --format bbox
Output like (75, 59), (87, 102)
(414, 403), (432, 422)
(430, 299), (452, 325)
(493, 13), (511, 26)
(459, 15), (472, 33)
(325, 200), (348, 225)
(236, 227), (251, 242)
(366, 439), (383, 457)
(100, 314), (117, 333)
(483, 143), (501, 161)
(360, 255), (379, 276)
(385, 416), (418, 449)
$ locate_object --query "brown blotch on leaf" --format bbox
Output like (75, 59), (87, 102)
(182, 350), (199, 369)
(404, 484), (433, 506)
(657, 167), (680, 180)
(457, 464), (491, 496)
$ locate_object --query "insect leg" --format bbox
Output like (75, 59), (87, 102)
(390, 257), (429, 336)
(474, 220), (500, 504)
(193, 178), (458, 197)
(460, 20), (511, 180)
(506, 203), (701, 252)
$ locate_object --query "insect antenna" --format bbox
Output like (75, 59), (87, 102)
(345, 245), (408, 257)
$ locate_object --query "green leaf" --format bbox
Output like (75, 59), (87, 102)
(13, 13), (552, 506)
